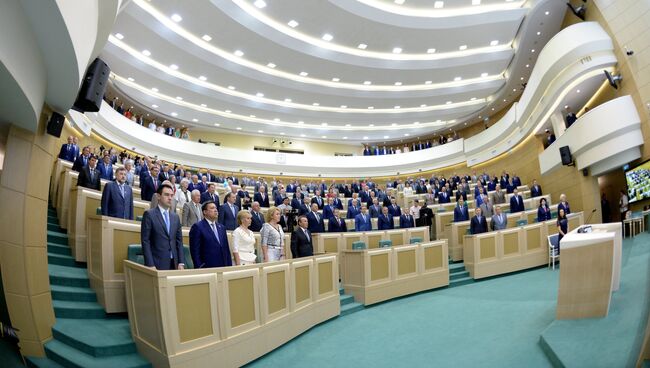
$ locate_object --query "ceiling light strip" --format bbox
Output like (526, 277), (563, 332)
(355, 0), (527, 17)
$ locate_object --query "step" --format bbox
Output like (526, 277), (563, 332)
(48, 253), (77, 267)
(339, 287), (344, 295)
(52, 319), (136, 357)
(449, 276), (474, 288)
(340, 302), (364, 316)
(48, 215), (59, 224)
(449, 263), (466, 273)
(49, 265), (89, 287)
(47, 223), (65, 232)
(52, 300), (106, 319)
(47, 231), (69, 245)
(48, 243), (71, 256)
(339, 294), (355, 306)
(51, 285), (97, 302)
(45, 340), (151, 368)
(450, 271), (470, 281)
(25, 356), (66, 368)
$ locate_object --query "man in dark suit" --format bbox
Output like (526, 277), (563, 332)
(306, 203), (325, 233)
(512, 174), (522, 187)
(189, 201), (232, 268)
(509, 189), (525, 213)
(470, 208), (488, 234)
(530, 180), (543, 197)
(311, 190), (325, 209)
(291, 216), (313, 258)
(101, 167), (133, 220)
(400, 209), (415, 228)
(249, 201), (265, 232)
(58, 136), (77, 162)
(141, 184), (186, 270)
(363, 145), (371, 156)
(453, 198), (470, 222)
(377, 207), (394, 230)
(545, 129), (556, 147)
(254, 186), (270, 208)
(98, 154), (114, 181)
(140, 165), (161, 202)
(77, 155), (101, 191)
(158, 164), (172, 182)
(291, 190), (304, 210)
(328, 209), (347, 232)
(218, 193), (239, 230)
(71, 146), (92, 172)
(438, 187), (451, 203)
(354, 207), (372, 232)
(200, 183), (221, 207)
(322, 197), (336, 220)
(347, 199), (361, 219)
(368, 199), (382, 218)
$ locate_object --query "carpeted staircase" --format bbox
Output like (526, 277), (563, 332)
(25, 206), (150, 368)
(448, 261), (474, 288)
(339, 287), (364, 316)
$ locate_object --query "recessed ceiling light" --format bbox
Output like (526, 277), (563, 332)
(490, 40), (499, 46)
(234, 50), (244, 57)
(446, 101), (452, 104)
(521, 77), (525, 80)
(363, 81), (372, 85)
(564, 105), (569, 109)
(322, 33), (333, 41)
(192, 118), (198, 122)
(340, 105), (347, 108)
(171, 112), (178, 116)
(576, 89), (581, 93)
(459, 45), (467, 50)
(198, 75), (207, 81)
(425, 81), (432, 84)
(369, 124), (375, 127)
(434, 1), (444, 9)
(420, 104), (427, 107)
(345, 124), (351, 127)
(274, 118), (280, 122)
(202, 34), (212, 41)
(363, 136), (369, 140)
(288, 20), (299, 28)
(513, 89), (517, 92)
(299, 71), (309, 76)
(471, 97), (477, 101)
(298, 121), (304, 124)
(367, 106), (374, 109)
(115, 33), (124, 40)
(169, 64), (178, 70)
(384, 135), (390, 139)
(225, 110), (231, 113)
(481, 72), (488, 77)
(127, 77), (134, 82)
(343, 136), (348, 139)
(256, 92), (264, 97)
(249, 115), (256, 118)
(392, 47), (402, 54)
(394, 82), (402, 86)
(492, 108), (495, 111)
(391, 123), (398, 127)
(545, 11), (550, 15)
(413, 122), (420, 125)
(312, 102), (319, 106)
(394, 106), (401, 109)
(200, 104), (207, 107)
(504, 99), (507, 102)
(531, 49), (535, 53)
(284, 98), (292, 102)
(253, 0), (267, 8)
(472, 0), (480, 4)
(175, 96), (183, 100)
(214, 123), (220, 126)
(322, 136), (327, 138)
(236, 127), (242, 130)
(427, 48), (436, 53)
(142, 50), (151, 56)
(227, 85), (236, 90)
(358, 43), (367, 49)
(404, 133), (410, 136)
(300, 134), (306, 137)
(454, 77), (462, 81)
(267, 62), (276, 68)
(171, 14), (182, 22)
(394, 0), (405, 4)
(332, 77), (340, 82)
(151, 104), (158, 108)
(280, 132), (285, 135)
(526, 64), (530, 68)
(537, 31), (541, 36)
(258, 130), (264, 133)
(321, 122), (329, 127)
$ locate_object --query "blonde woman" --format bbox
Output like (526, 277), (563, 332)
(260, 206), (285, 262)
(232, 210), (257, 265)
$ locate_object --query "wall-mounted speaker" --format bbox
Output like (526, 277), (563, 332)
(46, 112), (65, 138)
(72, 58), (111, 112)
(559, 146), (573, 165)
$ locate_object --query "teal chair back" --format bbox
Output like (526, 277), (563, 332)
(127, 244), (194, 269)
(378, 240), (392, 248)
(551, 211), (558, 219)
(136, 216), (143, 222)
(516, 219), (528, 227)
(352, 241), (367, 250)
(96, 207), (102, 215)
(409, 237), (423, 244)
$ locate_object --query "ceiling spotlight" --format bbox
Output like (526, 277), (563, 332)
(343, 137), (348, 139)
(394, 82), (402, 86)
(227, 85), (236, 90)
(545, 11), (550, 15)
(434, 1), (444, 8)
(256, 92), (264, 97)
(536, 31), (541, 36)
(531, 49), (535, 53)
(192, 118), (198, 122)
(127, 77), (134, 82)
(358, 43), (368, 49)
(472, 0), (480, 4)
(151, 104), (158, 108)
(445, 101), (452, 104)
(312, 102), (319, 106)
(340, 105), (347, 108)
(171, 112), (178, 116)
(169, 64), (178, 70)
(392, 47), (402, 54)
(171, 14), (182, 22)
(363, 136), (369, 140)
(300, 134), (306, 137)
(299, 71), (309, 76)
(367, 106), (374, 109)
(175, 96), (183, 100)
(234, 50), (244, 57)
(200, 103), (207, 107)
(566, 1), (586, 20)
(322, 33), (333, 41)
(454, 77), (462, 81)
(115, 33), (124, 40)
(284, 98), (292, 102)
(481, 72), (488, 77)
(459, 45), (467, 50)
(490, 40), (499, 46)
(321, 123), (328, 126)
(151, 87), (158, 92)
(288, 20), (299, 28)
(225, 110), (231, 113)
(332, 77), (340, 82)
(141, 50), (151, 56)
(236, 127), (242, 130)
(202, 34), (212, 41)
(363, 81), (372, 85)
(267, 62), (276, 68)
(425, 81), (432, 84)
(394, 106), (401, 109)
(427, 48), (436, 53)
(253, 0), (267, 8)
(258, 130), (264, 133)
(198, 76), (207, 81)
(384, 135), (390, 139)
(394, 0), (405, 4)
(345, 124), (351, 127)
(526, 64), (530, 68)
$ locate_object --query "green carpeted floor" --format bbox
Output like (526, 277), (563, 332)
(247, 233), (650, 368)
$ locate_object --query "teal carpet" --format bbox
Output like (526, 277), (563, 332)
(247, 234), (650, 368)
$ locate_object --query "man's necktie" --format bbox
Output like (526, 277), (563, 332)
(184, 191), (189, 202)
(231, 204), (236, 217)
(211, 222), (220, 244)
(119, 184), (125, 198)
(163, 210), (170, 234)
(90, 169), (95, 181)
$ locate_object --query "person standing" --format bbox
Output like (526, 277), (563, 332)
(232, 210), (257, 265)
(141, 184), (186, 270)
(619, 190), (629, 222)
(470, 207), (488, 234)
(537, 197), (551, 222)
(77, 155), (101, 191)
(218, 193), (240, 230)
(601, 193), (611, 223)
(260, 207), (285, 262)
(182, 190), (203, 228)
(189, 201), (232, 268)
(490, 206), (508, 231)
(100, 167), (133, 220)
(291, 216), (313, 258)
(556, 208), (568, 255)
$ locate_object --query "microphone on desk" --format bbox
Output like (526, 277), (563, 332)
(585, 208), (597, 224)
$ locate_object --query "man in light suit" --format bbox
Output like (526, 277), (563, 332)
(490, 184), (506, 205)
(58, 136), (77, 162)
(77, 155), (101, 191)
(124, 160), (135, 186)
(490, 206), (508, 231)
(218, 192), (239, 230)
(328, 209), (347, 232)
(377, 206), (394, 230)
(101, 167), (133, 220)
(470, 207), (488, 235)
(530, 180), (543, 198)
(200, 183), (221, 207)
(291, 216), (313, 258)
(182, 190), (203, 228)
(354, 206), (372, 232)
(306, 203), (325, 233)
(98, 154), (114, 181)
(189, 201), (232, 268)
(479, 196), (494, 218)
(368, 199), (382, 218)
(509, 188), (525, 213)
(141, 184), (186, 270)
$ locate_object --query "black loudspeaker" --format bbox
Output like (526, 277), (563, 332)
(582, 168), (589, 176)
(72, 58), (110, 112)
(46, 112), (65, 138)
(559, 146), (573, 165)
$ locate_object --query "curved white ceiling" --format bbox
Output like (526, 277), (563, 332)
(101, 0), (567, 142)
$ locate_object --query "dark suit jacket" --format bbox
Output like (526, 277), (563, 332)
(101, 181), (134, 220)
(140, 174), (160, 202)
(218, 203), (239, 230)
(438, 192), (451, 203)
(291, 228), (313, 258)
(250, 210), (265, 232)
(510, 195), (525, 213)
(377, 214), (394, 230)
(328, 216), (347, 232)
(470, 216), (488, 234)
(71, 154), (90, 172)
(453, 206), (469, 222)
(306, 211), (325, 233)
(311, 196), (325, 209)
(254, 192), (270, 208)
(77, 166), (101, 191)
(400, 214), (415, 228)
(537, 206), (551, 222)
(291, 197), (303, 210)
(354, 213), (372, 232)
(387, 204), (401, 217)
(141, 208), (185, 270)
(322, 205), (335, 220)
(531, 185), (543, 198)
(200, 191), (221, 206)
(189, 219), (231, 268)
(58, 144), (77, 162)
(347, 206), (360, 219)
(558, 202), (571, 215)
(98, 163), (114, 181)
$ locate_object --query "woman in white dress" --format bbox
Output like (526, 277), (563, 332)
(260, 206), (285, 262)
(232, 210), (257, 265)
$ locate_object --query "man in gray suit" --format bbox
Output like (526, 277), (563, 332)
(141, 184), (185, 270)
(479, 196), (494, 218)
(490, 184), (506, 205)
(490, 205), (508, 231)
(182, 190), (203, 227)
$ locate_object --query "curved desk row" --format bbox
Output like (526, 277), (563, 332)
(124, 254), (339, 368)
(463, 212), (584, 279)
(341, 241), (449, 305)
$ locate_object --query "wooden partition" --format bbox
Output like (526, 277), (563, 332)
(50, 158), (72, 209)
(341, 240), (449, 305)
(463, 212), (584, 279)
(124, 255), (339, 368)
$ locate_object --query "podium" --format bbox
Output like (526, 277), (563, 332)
(556, 223), (622, 319)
